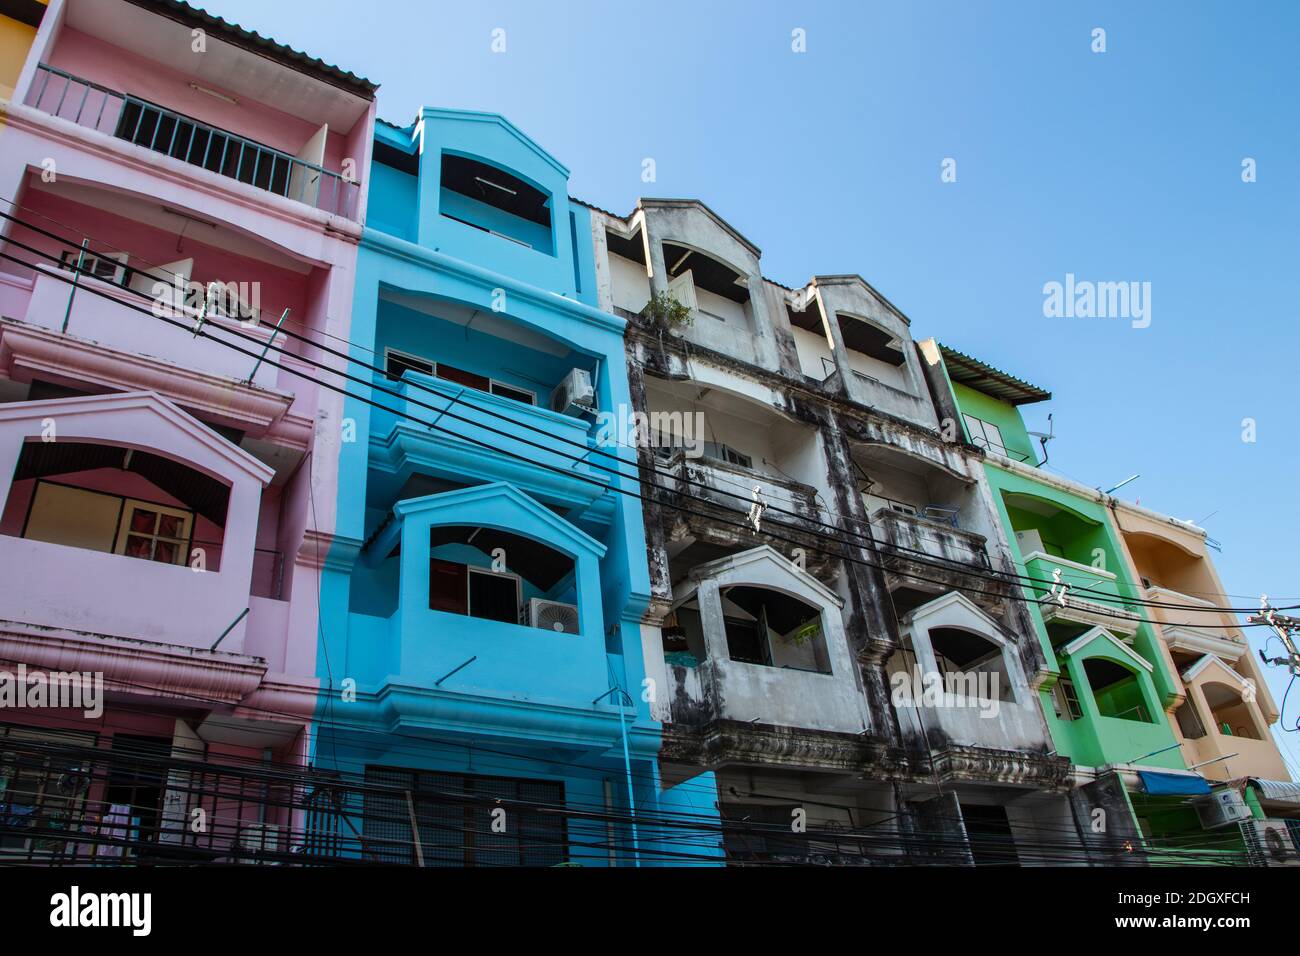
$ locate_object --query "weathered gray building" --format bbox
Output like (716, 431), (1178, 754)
(586, 197), (1090, 865)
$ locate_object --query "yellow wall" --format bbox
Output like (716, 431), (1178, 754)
(0, 3), (46, 104)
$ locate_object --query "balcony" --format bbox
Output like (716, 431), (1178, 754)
(658, 546), (869, 741)
(1175, 656), (1288, 781)
(370, 371), (608, 513)
(0, 392), (274, 653)
(13, 264), (284, 390)
(657, 450), (821, 525)
(1021, 552), (1143, 633)
(25, 65), (360, 220)
(893, 591), (1053, 755)
(871, 507), (1009, 601)
(1145, 586), (1245, 661)
(346, 484), (621, 732)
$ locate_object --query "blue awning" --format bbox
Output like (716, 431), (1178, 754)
(1138, 770), (1212, 796)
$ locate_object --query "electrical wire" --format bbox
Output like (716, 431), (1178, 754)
(0, 229), (1280, 632)
(0, 197), (1289, 608)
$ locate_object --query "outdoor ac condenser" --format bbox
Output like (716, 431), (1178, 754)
(526, 598), (580, 634)
(550, 368), (595, 415)
(1240, 818), (1300, 866)
(1192, 789), (1251, 829)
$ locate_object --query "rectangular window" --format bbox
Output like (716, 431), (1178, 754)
(702, 441), (752, 470)
(23, 482), (193, 566)
(115, 500), (193, 566)
(434, 362), (491, 392)
(1053, 678), (1083, 720)
(467, 567), (521, 624)
(490, 381), (535, 406)
(724, 616), (771, 666)
(428, 558), (469, 614)
(384, 349), (434, 381)
(428, 560), (521, 624)
(383, 351), (534, 405)
(1175, 700), (1207, 739)
(962, 414), (1008, 456)
(59, 249), (128, 285)
(362, 767), (566, 866)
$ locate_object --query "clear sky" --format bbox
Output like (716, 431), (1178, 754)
(206, 0), (1300, 769)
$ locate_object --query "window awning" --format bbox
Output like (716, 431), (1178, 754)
(1249, 778), (1300, 805)
(1137, 770), (1211, 796)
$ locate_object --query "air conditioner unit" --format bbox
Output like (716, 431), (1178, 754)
(1193, 789), (1252, 829)
(526, 598), (580, 634)
(1241, 819), (1300, 866)
(550, 369), (595, 416)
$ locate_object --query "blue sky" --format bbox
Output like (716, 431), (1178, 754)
(208, 0), (1300, 768)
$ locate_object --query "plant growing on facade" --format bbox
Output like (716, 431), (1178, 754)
(640, 290), (693, 330)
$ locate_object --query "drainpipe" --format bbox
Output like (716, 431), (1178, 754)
(614, 690), (641, 867)
(595, 679), (641, 867)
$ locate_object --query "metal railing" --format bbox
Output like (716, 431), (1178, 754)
(26, 64), (360, 220)
(0, 735), (580, 867)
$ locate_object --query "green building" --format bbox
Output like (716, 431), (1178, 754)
(918, 341), (1266, 864)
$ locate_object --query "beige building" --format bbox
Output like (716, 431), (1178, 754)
(1110, 502), (1289, 782)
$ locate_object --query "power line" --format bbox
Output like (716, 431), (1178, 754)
(0, 231), (1279, 630)
(1, 199), (1290, 609)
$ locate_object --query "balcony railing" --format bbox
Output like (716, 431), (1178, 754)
(379, 371), (604, 493)
(1022, 551), (1143, 631)
(20, 263), (283, 389)
(0, 734), (453, 866)
(871, 507), (992, 571)
(656, 450), (822, 524)
(26, 65), (359, 220)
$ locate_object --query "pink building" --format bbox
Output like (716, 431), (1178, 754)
(0, 0), (375, 861)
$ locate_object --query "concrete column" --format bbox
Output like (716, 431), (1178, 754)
(695, 578), (726, 662)
(814, 288), (856, 402)
(744, 274), (780, 372)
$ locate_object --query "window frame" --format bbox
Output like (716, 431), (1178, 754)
(382, 348), (536, 405)
(1053, 676), (1083, 721)
(59, 249), (128, 285)
(465, 565), (523, 625)
(114, 498), (194, 567)
(962, 414), (1009, 457)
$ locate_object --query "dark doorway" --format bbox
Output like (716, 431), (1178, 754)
(961, 803), (1019, 867)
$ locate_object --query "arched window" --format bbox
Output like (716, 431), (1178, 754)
(929, 627), (1015, 703)
(1082, 658), (1152, 722)
(718, 585), (829, 674)
(1, 438), (230, 569)
(440, 153), (554, 254)
(1202, 681), (1263, 740)
(424, 524), (578, 633)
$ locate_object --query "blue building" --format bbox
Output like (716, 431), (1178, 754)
(312, 108), (721, 866)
